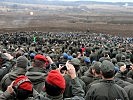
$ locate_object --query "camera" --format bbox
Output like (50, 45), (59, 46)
(126, 64), (131, 69)
(59, 64), (67, 71)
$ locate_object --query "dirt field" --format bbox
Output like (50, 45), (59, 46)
(0, 2), (133, 37)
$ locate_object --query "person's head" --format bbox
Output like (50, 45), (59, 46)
(16, 56), (29, 69)
(0, 53), (9, 65)
(103, 51), (109, 57)
(45, 70), (66, 96)
(84, 57), (91, 64)
(100, 60), (115, 79)
(33, 54), (48, 68)
(2, 49), (7, 53)
(91, 61), (102, 76)
(13, 75), (33, 100)
(121, 55), (126, 62)
(29, 53), (36, 60)
(70, 58), (80, 72)
(15, 51), (23, 58)
(117, 62), (127, 72)
(111, 58), (117, 65)
(91, 48), (95, 53)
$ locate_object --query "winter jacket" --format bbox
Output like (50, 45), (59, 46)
(1, 67), (27, 92)
(0, 89), (44, 100)
(124, 84), (133, 100)
(63, 74), (86, 98)
(0, 53), (12, 81)
(85, 79), (129, 100)
(25, 67), (47, 93)
(41, 77), (85, 100)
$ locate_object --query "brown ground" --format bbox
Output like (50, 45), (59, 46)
(0, 4), (133, 37)
(0, 23), (132, 37)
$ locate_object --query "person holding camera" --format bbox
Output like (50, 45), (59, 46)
(40, 61), (85, 100)
(63, 58), (86, 98)
(127, 63), (133, 79)
(115, 62), (133, 84)
(85, 60), (129, 100)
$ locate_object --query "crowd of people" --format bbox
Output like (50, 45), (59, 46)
(0, 31), (133, 100)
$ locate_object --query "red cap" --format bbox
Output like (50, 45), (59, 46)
(13, 75), (33, 91)
(46, 70), (66, 89)
(34, 54), (47, 62)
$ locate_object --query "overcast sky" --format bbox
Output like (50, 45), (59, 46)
(62, 0), (133, 2)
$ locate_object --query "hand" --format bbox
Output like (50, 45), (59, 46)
(130, 64), (133, 70)
(7, 81), (14, 94)
(66, 61), (76, 79)
(56, 64), (66, 76)
(46, 56), (54, 64)
(77, 52), (81, 58)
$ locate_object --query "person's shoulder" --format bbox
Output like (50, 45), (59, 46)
(124, 84), (133, 90)
(90, 82), (101, 88)
(114, 83), (127, 91)
(26, 97), (50, 100)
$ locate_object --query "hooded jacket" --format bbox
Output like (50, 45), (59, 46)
(1, 67), (27, 92)
(25, 67), (47, 93)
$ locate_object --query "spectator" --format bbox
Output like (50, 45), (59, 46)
(85, 60), (129, 100)
(0, 53), (12, 81)
(41, 62), (85, 100)
(25, 54), (48, 93)
(63, 58), (86, 98)
(124, 84), (133, 100)
(115, 62), (133, 83)
(127, 63), (133, 79)
(1, 56), (29, 92)
(0, 75), (43, 100)
(85, 61), (102, 92)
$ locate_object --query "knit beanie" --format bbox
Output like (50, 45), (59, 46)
(16, 56), (29, 68)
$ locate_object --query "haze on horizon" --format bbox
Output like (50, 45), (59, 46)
(62, 0), (133, 2)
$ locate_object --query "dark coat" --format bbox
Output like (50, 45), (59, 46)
(0, 53), (12, 81)
(41, 77), (85, 100)
(115, 72), (133, 84)
(85, 79), (129, 100)
(124, 84), (133, 100)
(25, 67), (47, 93)
(0, 89), (44, 100)
(63, 75), (86, 98)
(1, 67), (26, 92)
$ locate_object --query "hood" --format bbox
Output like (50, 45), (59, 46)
(9, 67), (26, 80)
(26, 68), (47, 84)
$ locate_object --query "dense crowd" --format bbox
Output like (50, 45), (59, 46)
(0, 31), (133, 100)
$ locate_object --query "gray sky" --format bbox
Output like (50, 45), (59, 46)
(62, 0), (133, 2)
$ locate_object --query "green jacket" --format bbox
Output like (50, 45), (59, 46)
(0, 59), (12, 81)
(124, 84), (133, 100)
(115, 72), (133, 84)
(0, 89), (44, 100)
(41, 77), (85, 100)
(127, 70), (133, 79)
(25, 67), (47, 93)
(1, 67), (26, 92)
(63, 75), (86, 98)
(85, 79), (129, 100)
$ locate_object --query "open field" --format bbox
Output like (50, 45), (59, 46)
(0, 1), (133, 37)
